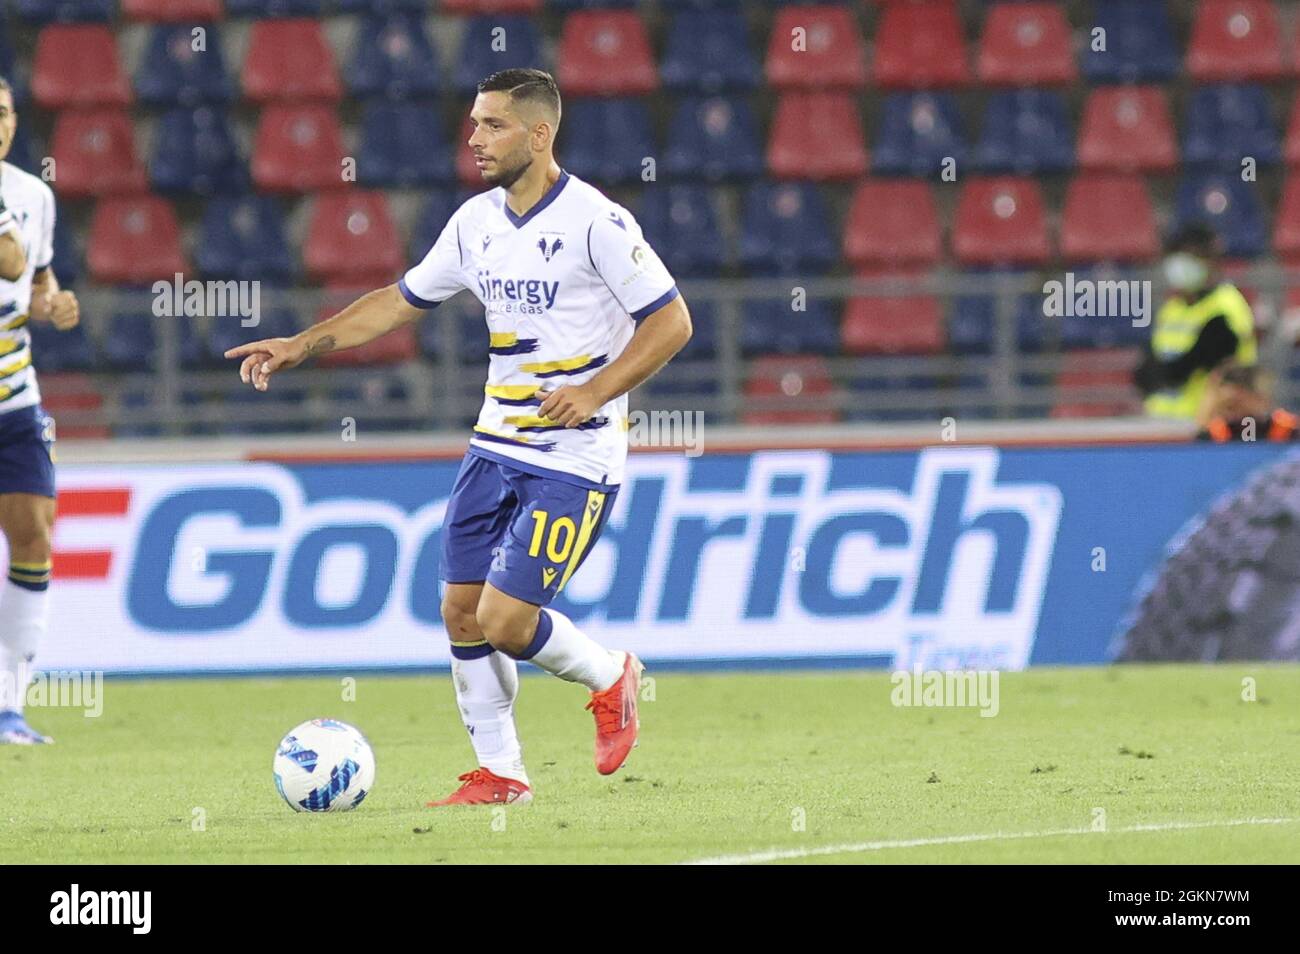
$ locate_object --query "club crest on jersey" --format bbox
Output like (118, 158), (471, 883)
(537, 236), (564, 262)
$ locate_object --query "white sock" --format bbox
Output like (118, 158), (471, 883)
(0, 570), (51, 715)
(520, 608), (621, 692)
(450, 650), (528, 786)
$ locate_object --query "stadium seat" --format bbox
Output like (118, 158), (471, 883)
(637, 185), (726, 277)
(767, 91), (868, 181)
(49, 108), (148, 198)
(949, 279), (1048, 355)
(251, 103), (347, 193)
(348, 13), (439, 100)
(1058, 267), (1153, 350)
(556, 11), (658, 96)
(1081, 0), (1179, 83)
(738, 181), (837, 275)
(206, 308), (300, 366)
(50, 222), (81, 287)
(196, 194), (296, 283)
(872, 92), (966, 177)
(149, 106), (247, 195)
(663, 95), (763, 182)
(977, 2), (1076, 86)
(14, 0), (113, 22)
(1076, 86), (1178, 173)
(661, 11), (760, 93)
(440, 0), (541, 14)
(842, 267), (944, 356)
(87, 196), (187, 285)
(1270, 175), (1300, 261)
(303, 190), (403, 285)
(135, 24), (234, 106)
(1285, 96), (1300, 166)
(315, 282), (417, 367)
(101, 313), (157, 371)
(1187, 0), (1284, 82)
(242, 19), (342, 104)
(742, 354), (837, 425)
(842, 179), (942, 267)
(328, 373), (414, 432)
(224, 0), (323, 19)
(675, 299), (717, 360)
(740, 299), (840, 357)
(765, 5), (867, 90)
(454, 17), (544, 94)
(972, 90), (1073, 174)
(32, 24), (130, 109)
(121, 0), (222, 21)
(408, 189), (458, 265)
(1183, 84), (1280, 170)
(560, 98), (656, 184)
(952, 177), (1051, 267)
(29, 321), (94, 372)
(1172, 173), (1268, 258)
(873, 0), (969, 89)
(357, 102), (455, 186)
(0, 25), (24, 104)
(1051, 349), (1141, 417)
(1059, 175), (1158, 263)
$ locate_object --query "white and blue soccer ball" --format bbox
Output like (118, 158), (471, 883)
(273, 718), (375, 813)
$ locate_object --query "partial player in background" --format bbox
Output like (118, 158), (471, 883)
(0, 77), (80, 744)
(1196, 360), (1299, 443)
(227, 69), (692, 805)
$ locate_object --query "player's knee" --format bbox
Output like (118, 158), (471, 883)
(475, 605), (531, 656)
(440, 598), (481, 642)
(4, 521), (50, 562)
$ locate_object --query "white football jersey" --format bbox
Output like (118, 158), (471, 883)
(0, 161), (56, 416)
(400, 169), (679, 488)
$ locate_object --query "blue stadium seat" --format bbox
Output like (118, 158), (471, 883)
(664, 95), (764, 182)
(641, 362), (720, 402)
(348, 13), (440, 100)
(560, 98), (655, 184)
(0, 22), (26, 103)
(676, 299), (717, 359)
(357, 102), (455, 186)
(178, 316), (205, 368)
(738, 181), (837, 275)
(135, 24), (233, 107)
(223, 0), (321, 15)
(547, 0), (637, 9)
(50, 221), (81, 287)
(1172, 174), (1268, 258)
(408, 189), (458, 267)
(873, 92), (966, 177)
(207, 307), (300, 364)
(196, 195), (295, 284)
(223, 384), (310, 435)
(330, 374), (414, 432)
(150, 107), (246, 195)
(103, 314), (157, 371)
(1183, 84), (1280, 170)
(658, 0), (743, 9)
(117, 390), (164, 438)
(661, 11), (760, 93)
(13, 0), (114, 23)
(3, 126), (36, 176)
(454, 17), (544, 95)
(30, 322), (94, 371)
(741, 299), (840, 356)
(637, 185), (726, 278)
(973, 90), (1073, 174)
(949, 280), (1044, 355)
(337, 0), (425, 12)
(1082, 0), (1179, 84)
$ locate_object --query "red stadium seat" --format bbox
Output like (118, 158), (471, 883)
(1077, 86), (1178, 173)
(39, 374), (108, 440)
(32, 25), (130, 110)
(767, 91), (867, 181)
(252, 104), (347, 193)
(120, 0), (222, 21)
(242, 19), (342, 104)
(842, 267), (944, 356)
(49, 109), (148, 199)
(952, 177), (1051, 267)
(1187, 0), (1284, 82)
(873, 0), (969, 89)
(1060, 175), (1158, 264)
(87, 196), (187, 285)
(977, 2), (1077, 86)
(766, 5), (868, 90)
(315, 281), (417, 368)
(842, 179), (942, 267)
(1052, 349), (1141, 418)
(303, 190), (404, 285)
(1283, 95), (1300, 166)
(440, 0), (540, 14)
(556, 11), (658, 97)
(742, 355), (838, 425)
(1271, 176), (1300, 261)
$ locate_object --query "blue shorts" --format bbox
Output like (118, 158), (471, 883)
(0, 404), (55, 498)
(439, 449), (618, 606)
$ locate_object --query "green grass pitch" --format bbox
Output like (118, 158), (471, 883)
(2, 664), (1298, 864)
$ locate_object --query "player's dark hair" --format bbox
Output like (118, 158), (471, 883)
(477, 69), (561, 127)
(1217, 359), (1261, 393)
(1166, 222), (1219, 257)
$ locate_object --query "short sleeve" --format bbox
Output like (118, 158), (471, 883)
(35, 184), (55, 270)
(399, 208), (465, 309)
(587, 208), (679, 321)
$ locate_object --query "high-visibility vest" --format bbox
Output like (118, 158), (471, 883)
(1145, 283), (1256, 420)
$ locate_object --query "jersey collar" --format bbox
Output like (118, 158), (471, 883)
(502, 168), (570, 229)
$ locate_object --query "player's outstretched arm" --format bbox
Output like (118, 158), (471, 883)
(225, 283), (424, 391)
(539, 295), (692, 427)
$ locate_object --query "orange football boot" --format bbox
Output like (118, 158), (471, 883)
(585, 652), (644, 775)
(427, 768), (532, 806)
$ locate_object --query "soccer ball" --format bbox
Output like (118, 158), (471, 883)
(273, 718), (375, 813)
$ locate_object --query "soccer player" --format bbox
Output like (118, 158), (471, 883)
(0, 77), (81, 744)
(227, 69), (691, 804)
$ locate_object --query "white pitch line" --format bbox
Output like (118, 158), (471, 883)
(682, 816), (1299, 865)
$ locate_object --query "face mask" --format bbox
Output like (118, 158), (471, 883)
(1163, 253), (1209, 293)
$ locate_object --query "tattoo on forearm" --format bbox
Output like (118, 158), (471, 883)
(306, 335), (336, 358)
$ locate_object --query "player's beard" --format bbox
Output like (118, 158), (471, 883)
(483, 149), (532, 190)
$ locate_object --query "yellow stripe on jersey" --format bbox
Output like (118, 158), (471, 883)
(0, 352), (31, 380)
(557, 490), (607, 592)
(484, 384), (541, 401)
(0, 312), (28, 332)
(472, 424), (536, 445)
(0, 337), (24, 357)
(502, 414), (562, 430)
(488, 332), (518, 349)
(518, 354), (593, 375)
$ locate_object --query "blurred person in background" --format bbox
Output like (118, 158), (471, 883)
(1196, 360), (1298, 443)
(1136, 223), (1256, 420)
